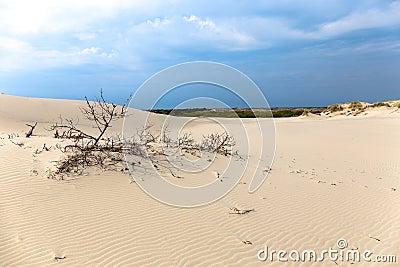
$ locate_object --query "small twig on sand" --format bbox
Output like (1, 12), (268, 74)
(230, 207), (255, 215)
(369, 236), (381, 242)
(54, 256), (66, 261)
(10, 140), (24, 147)
(42, 143), (51, 151)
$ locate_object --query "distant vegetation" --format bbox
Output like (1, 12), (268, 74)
(371, 102), (390, 108)
(150, 99), (399, 118)
(150, 107), (326, 118)
(324, 100), (397, 114)
(326, 104), (343, 112)
(348, 101), (364, 110)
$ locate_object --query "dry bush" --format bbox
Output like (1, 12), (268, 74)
(49, 90), (237, 179)
(168, 131), (235, 156)
(48, 90), (132, 178)
(178, 132), (197, 151)
(121, 125), (162, 158)
(48, 148), (126, 180)
(160, 126), (175, 148)
(136, 124), (160, 145)
(200, 132), (235, 155)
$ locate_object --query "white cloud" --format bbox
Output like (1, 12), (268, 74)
(78, 47), (118, 59)
(75, 32), (97, 41)
(79, 47), (101, 55)
(146, 17), (171, 28)
(176, 15), (309, 50)
(0, 37), (31, 52)
(129, 15), (260, 51)
(0, 1), (399, 72)
(0, 43), (118, 71)
(183, 15), (216, 29)
(0, 0), (172, 35)
(314, 1), (400, 38)
(311, 40), (400, 56)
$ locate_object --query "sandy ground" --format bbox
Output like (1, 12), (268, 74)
(0, 94), (399, 266)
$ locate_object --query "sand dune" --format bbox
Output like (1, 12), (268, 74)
(1, 94), (399, 266)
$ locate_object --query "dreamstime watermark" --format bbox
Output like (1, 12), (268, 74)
(257, 238), (397, 263)
(122, 61), (276, 207)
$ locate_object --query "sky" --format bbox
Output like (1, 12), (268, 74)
(0, 0), (399, 108)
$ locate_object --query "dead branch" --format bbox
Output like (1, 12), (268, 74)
(25, 122), (37, 138)
(50, 116), (96, 142)
(49, 90), (131, 150)
(79, 89), (132, 146)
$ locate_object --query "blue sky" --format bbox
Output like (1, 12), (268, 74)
(0, 0), (399, 108)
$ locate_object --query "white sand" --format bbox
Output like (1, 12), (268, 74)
(0, 94), (399, 266)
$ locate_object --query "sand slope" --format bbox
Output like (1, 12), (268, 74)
(0, 94), (399, 266)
